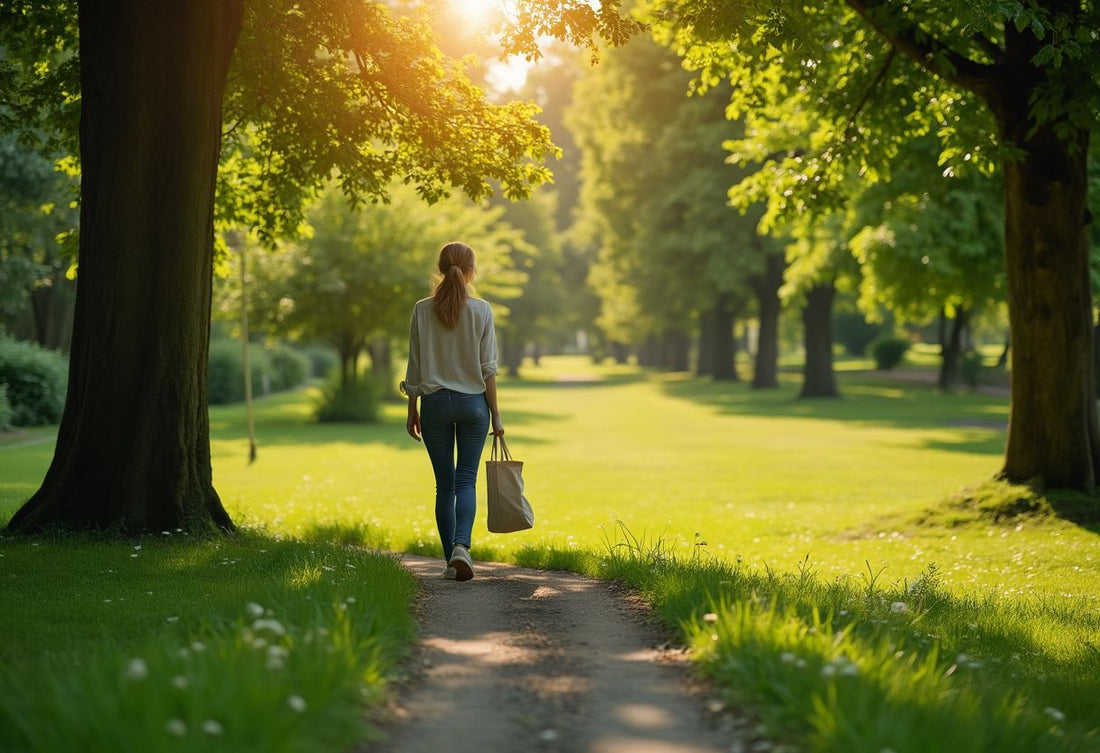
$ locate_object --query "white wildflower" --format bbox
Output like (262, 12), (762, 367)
(779, 652), (797, 664)
(165, 616), (179, 623)
(246, 602), (265, 618)
(202, 719), (225, 736)
(172, 675), (189, 690)
(126, 658), (149, 680)
(821, 664), (837, 678)
(252, 618), (286, 636)
(1044, 707), (1066, 722)
(191, 641), (206, 652)
(287, 694), (307, 712)
(165, 719), (187, 737)
(702, 612), (718, 624)
(890, 601), (909, 615)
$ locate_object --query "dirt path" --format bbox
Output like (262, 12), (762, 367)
(361, 554), (748, 753)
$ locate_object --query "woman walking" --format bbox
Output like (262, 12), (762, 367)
(401, 241), (504, 582)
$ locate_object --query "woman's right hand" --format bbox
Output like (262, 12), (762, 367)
(491, 413), (505, 437)
(406, 408), (421, 441)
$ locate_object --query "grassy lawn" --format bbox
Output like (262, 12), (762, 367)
(2, 354), (1098, 751)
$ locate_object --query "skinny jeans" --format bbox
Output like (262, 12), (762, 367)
(419, 388), (489, 560)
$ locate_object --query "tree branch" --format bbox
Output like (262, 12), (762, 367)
(970, 32), (1005, 64)
(844, 0), (999, 98)
(843, 47), (896, 138)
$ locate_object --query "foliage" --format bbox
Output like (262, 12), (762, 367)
(0, 133), (79, 339)
(568, 31), (764, 344)
(489, 190), (567, 369)
(0, 337), (67, 426)
(0, 533), (416, 753)
(648, 1), (1100, 213)
(870, 337), (909, 370)
(263, 183), (527, 386)
(848, 136), (1004, 326)
(0, 384), (11, 432)
(315, 378), (378, 424)
(298, 345), (338, 380)
(207, 339), (308, 406)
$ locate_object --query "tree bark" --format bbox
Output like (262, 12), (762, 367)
(501, 337), (524, 378)
(9, 0), (243, 534)
(664, 330), (691, 372)
(998, 121), (1098, 490)
(752, 251), (784, 389)
(696, 306), (714, 377)
(29, 278), (76, 353)
(997, 332), (1010, 369)
(799, 282), (839, 399)
(711, 295), (737, 381)
(937, 307), (967, 391)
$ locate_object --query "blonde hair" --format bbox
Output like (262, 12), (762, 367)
(432, 242), (476, 328)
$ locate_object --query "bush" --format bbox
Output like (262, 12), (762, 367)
(960, 350), (984, 388)
(0, 384), (12, 431)
(267, 344), (310, 391)
(315, 378), (378, 423)
(301, 344), (338, 379)
(870, 337), (909, 370)
(208, 340), (309, 405)
(0, 338), (67, 426)
(833, 311), (883, 356)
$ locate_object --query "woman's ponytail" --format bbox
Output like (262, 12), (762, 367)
(432, 242), (476, 328)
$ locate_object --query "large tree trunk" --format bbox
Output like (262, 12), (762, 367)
(29, 277), (77, 353)
(998, 120), (1098, 490)
(799, 282), (839, 399)
(937, 307), (968, 391)
(501, 337), (524, 378)
(664, 329), (691, 372)
(752, 252), (784, 389)
(9, 1), (243, 534)
(696, 305), (714, 377)
(711, 295), (737, 381)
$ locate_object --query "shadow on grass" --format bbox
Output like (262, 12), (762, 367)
(209, 388), (569, 450)
(658, 371), (1010, 455)
(591, 528), (1100, 752)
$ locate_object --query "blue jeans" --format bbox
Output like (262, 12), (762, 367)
(420, 389), (489, 561)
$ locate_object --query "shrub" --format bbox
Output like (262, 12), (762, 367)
(301, 344), (338, 379)
(315, 377), (378, 423)
(208, 339), (247, 404)
(0, 384), (12, 431)
(870, 337), (909, 370)
(960, 350), (983, 388)
(0, 338), (67, 426)
(267, 344), (310, 391)
(833, 311), (883, 356)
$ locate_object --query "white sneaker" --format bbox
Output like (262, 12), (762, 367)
(441, 566), (457, 580)
(448, 545), (474, 582)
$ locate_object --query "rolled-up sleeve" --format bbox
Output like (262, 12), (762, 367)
(480, 308), (498, 381)
(401, 309), (422, 396)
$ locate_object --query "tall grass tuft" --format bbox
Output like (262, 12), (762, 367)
(0, 533), (417, 753)
(601, 523), (1100, 753)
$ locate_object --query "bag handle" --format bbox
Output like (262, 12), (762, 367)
(490, 433), (513, 462)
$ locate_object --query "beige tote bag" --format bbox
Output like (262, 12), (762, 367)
(485, 435), (534, 533)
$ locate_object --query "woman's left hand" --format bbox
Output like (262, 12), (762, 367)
(406, 409), (422, 441)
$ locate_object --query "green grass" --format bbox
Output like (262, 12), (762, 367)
(0, 532), (416, 752)
(2, 354), (1099, 752)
